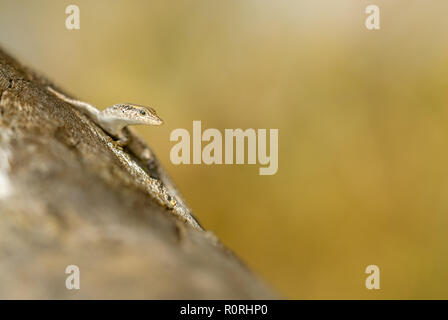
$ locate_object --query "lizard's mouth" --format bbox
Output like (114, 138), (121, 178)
(152, 117), (164, 125)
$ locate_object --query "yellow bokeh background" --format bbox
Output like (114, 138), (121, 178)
(1, 0), (448, 299)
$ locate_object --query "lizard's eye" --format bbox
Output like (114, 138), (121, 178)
(140, 110), (146, 116)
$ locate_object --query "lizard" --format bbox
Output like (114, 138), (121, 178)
(47, 86), (163, 146)
(46, 86), (204, 231)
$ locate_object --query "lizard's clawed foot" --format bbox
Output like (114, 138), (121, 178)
(113, 143), (124, 151)
(115, 135), (130, 148)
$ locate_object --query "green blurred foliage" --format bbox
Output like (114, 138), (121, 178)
(1, 0), (448, 298)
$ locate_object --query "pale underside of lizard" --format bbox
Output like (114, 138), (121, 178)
(47, 86), (203, 230)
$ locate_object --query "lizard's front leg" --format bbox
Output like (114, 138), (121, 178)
(115, 130), (131, 147)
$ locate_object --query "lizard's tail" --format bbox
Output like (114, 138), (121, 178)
(47, 86), (100, 118)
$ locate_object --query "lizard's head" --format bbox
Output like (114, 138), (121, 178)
(116, 103), (164, 126)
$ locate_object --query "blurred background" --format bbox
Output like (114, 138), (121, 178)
(1, 0), (448, 299)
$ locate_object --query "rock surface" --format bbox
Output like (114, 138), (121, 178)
(0, 47), (276, 299)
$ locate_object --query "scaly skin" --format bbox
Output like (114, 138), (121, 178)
(47, 86), (163, 145)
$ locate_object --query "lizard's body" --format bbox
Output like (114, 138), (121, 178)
(47, 86), (163, 145)
(47, 86), (203, 231)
